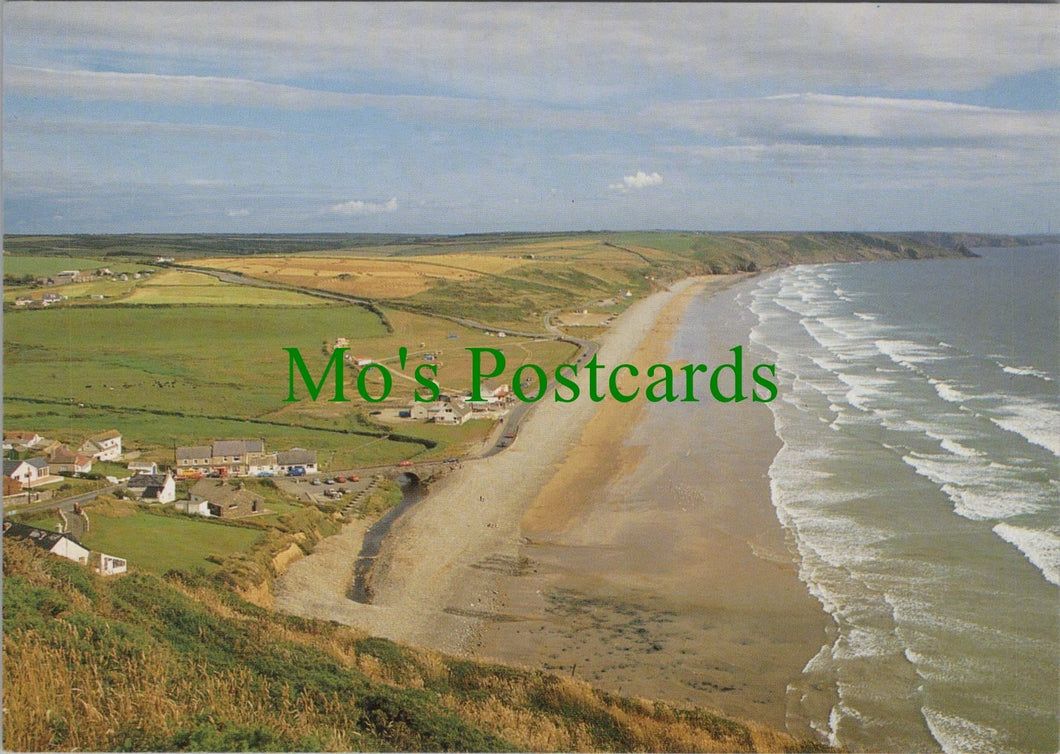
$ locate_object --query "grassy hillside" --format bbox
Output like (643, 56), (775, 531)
(2, 541), (831, 752)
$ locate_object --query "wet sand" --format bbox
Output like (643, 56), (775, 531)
(476, 277), (831, 736)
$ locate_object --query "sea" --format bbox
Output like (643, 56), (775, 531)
(741, 246), (1059, 753)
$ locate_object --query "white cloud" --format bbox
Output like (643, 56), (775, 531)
(609, 171), (663, 191)
(6, 4), (1057, 97)
(3, 116), (277, 141)
(226, 208), (250, 217)
(643, 94), (1059, 145)
(326, 198), (398, 216)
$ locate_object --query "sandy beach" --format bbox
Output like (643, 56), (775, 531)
(274, 274), (830, 736)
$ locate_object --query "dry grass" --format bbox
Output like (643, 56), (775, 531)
(198, 256), (483, 299)
(3, 539), (833, 753)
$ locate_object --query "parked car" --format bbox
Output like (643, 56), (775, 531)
(324, 478), (335, 485)
(349, 475), (360, 482)
(311, 479), (322, 486)
(444, 457), (458, 464)
(397, 460), (413, 467)
(335, 476), (347, 483)
(285, 466), (306, 477)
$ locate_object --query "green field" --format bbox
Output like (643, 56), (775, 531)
(3, 254), (154, 278)
(79, 509), (263, 574)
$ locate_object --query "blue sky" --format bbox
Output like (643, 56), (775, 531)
(3, 3), (1057, 234)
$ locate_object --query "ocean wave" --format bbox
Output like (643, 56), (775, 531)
(999, 363), (1054, 382)
(876, 338), (947, 370)
(987, 400), (1060, 456)
(923, 707), (1007, 754)
(928, 378), (970, 405)
(992, 523), (1060, 586)
(901, 452), (1050, 521)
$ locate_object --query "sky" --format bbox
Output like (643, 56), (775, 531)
(3, 2), (1058, 235)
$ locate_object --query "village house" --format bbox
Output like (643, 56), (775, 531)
(3, 458), (58, 488)
(175, 439), (264, 477)
(183, 478), (264, 518)
(432, 400), (473, 425)
(3, 521), (127, 576)
(276, 448), (318, 475)
(80, 430), (122, 462)
(14, 296), (33, 307)
(175, 440), (316, 477)
(125, 472), (176, 504)
(3, 521), (90, 565)
(127, 460), (158, 476)
(46, 445), (94, 475)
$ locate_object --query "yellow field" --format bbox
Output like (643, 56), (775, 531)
(122, 270), (325, 305)
(197, 256), (485, 299)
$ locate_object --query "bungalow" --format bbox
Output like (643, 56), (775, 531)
(127, 460), (159, 476)
(80, 430), (122, 462)
(14, 296), (33, 307)
(184, 478), (264, 518)
(276, 448), (318, 475)
(42, 292), (65, 305)
(3, 521), (90, 566)
(3, 458), (57, 488)
(126, 472), (176, 504)
(46, 445), (94, 474)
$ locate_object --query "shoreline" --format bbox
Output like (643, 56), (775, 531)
(274, 273), (830, 737)
(474, 275), (830, 735)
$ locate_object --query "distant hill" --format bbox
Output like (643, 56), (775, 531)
(4, 229), (1048, 265)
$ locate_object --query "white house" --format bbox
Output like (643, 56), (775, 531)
(126, 473), (176, 504)
(80, 430), (122, 462)
(3, 522), (90, 566)
(3, 458), (56, 488)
